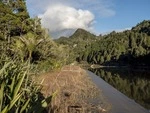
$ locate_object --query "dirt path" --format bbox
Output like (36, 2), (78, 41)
(36, 65), (110, 113)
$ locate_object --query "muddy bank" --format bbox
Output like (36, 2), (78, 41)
(87, 71), (149, 113)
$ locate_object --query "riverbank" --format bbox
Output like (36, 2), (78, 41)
(35, 65), (110, 113)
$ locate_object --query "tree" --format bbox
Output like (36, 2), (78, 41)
(0, 0), (30, 37)
(129, 32), (137, 49)
(19, 33), (43, 61)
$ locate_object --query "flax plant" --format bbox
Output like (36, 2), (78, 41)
(0, 60), (52, 113)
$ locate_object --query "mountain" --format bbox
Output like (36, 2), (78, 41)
(55, 20), (150, 66)
(55, 28), (97, 45)
(51, 28), (96, 39)
(69, 28), (96, 40)
(55, 28), (98, 62)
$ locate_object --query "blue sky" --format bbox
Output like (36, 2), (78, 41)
(95, 0), (150, 34)
(26, 0), (150, 38)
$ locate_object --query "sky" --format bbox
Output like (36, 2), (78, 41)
(26, 0), (150, 38)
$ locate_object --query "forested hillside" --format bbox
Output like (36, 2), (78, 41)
(0, 1), (70, 112)
(0, 0), (71, 70)
(55, 28), (98, 62)
(55, 20), (150, 66)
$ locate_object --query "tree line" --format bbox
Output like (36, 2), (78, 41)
(56, 20), (150, 66)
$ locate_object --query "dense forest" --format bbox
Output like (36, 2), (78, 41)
(0, 0), (71, 70)
(0, 1), (70, 112)
(55, 20), (150, 66)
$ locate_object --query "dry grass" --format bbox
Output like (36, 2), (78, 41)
(35, 65), (111, 113)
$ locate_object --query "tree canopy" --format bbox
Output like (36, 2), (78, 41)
(55, 20), (150, 66)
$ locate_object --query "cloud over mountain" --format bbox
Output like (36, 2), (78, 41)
(39, 4), (94, 34)
(26, 0), (115, 38)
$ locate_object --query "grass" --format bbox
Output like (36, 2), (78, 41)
(35, 65), (111, 113)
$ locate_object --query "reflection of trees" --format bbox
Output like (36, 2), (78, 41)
(90, 68), (150, 109)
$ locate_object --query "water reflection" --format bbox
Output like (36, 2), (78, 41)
(89, 68), (150, 109)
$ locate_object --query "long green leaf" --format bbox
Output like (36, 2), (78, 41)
(20, 98), (30, 113)
(13, 71), (27, 99)
(9, 93), (22, 111)
(0, 62), (11, 75)
(1, 105), (8, 113)
(1, 93), (22, 113)
(10, 76), (15, 94)
(0, 82), (5, 112)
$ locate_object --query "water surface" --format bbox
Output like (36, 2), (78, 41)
(89, 67), (150, 110)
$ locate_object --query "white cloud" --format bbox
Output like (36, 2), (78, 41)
(26, 0), (115, 38)
(38, 4), (95, 38)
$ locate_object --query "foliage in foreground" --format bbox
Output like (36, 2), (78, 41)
(0, 59), (54, 113)
(0, 0), (68, 112)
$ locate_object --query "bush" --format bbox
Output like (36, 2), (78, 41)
(0, 60), (52, 113)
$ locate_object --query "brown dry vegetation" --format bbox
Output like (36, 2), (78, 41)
(35, 65), (111, 113)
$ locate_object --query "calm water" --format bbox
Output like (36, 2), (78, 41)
(89, 67), (150, 110)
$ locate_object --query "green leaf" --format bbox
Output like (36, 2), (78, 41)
(13, 71), (27, 99)
(20, 99), (30, 113)
(1, 93), (22, 113)
(41, 90), (58, 108)
(0, 62), (11, 75)
(0, 82), (5, 112)
(9, 93), (22, 111)
(10, 75), (15, 94)
(1, 106), (8, 113)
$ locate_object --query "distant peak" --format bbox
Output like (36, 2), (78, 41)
(73, 28), (89, 34)
(72, 28), (94, 35)
(76, 28), (87, 32)
(69, 28), (96, 40)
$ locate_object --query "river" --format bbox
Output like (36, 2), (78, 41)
(88, 67), (150, 113)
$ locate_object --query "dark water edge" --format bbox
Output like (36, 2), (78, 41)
(88, 67), (150, 110)
(87, 70), (149, 113)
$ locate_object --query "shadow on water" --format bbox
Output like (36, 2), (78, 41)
(89, 67), (150, 109)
